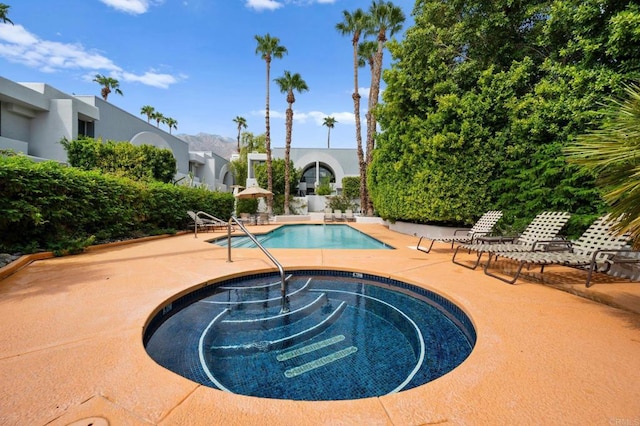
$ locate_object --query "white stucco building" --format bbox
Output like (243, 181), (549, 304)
(0, 76), (359, 210)
(0, 76), (233, 190)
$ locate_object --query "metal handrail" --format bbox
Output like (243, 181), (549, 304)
(227, 216), (289, 313)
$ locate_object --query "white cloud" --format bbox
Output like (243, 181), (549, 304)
(254, 109), (356, 125)
(246, 0), (283, 11)
(0, 23), (182, 88)
(115, 70), (184, 89)
(299, 111), (355, 125)
(99, 0), (163, 15)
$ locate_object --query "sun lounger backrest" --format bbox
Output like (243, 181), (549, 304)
(516, 211), (571, 245)
(468, 210), (503, 236)
(572, 215), (630, 257)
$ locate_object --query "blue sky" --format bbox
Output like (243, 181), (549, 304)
(0, 0), (415, 149)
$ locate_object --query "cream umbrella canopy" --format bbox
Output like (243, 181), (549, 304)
(235, 186), (273, 225)
(234, 186), (273, 199)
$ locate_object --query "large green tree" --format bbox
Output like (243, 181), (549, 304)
(93, 74), (123, 102)
(140, 105), (155, 123)
(274, 71), (309, 215)
(370, 0), (639, 231)
(254, 33), (288, 215)
(0, 3), (13, 24)
(229, 132), (266, 192)
(364, 0), (405, 216)
(336, 8), (370, 214)
(232, 116), (248, 153)
(322, 116), (337, 148)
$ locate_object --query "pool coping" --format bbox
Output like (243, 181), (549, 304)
(0, 222), (639, 425)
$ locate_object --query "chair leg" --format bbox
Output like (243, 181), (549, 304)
(483, 254), (524, 284)
(585, 261), (597, 288)
(452, 247), (484, 270)
(416, 236), (435, 254)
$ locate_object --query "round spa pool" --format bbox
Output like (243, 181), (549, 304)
(143, 270), (475, 401)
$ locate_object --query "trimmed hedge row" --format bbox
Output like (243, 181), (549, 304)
(0, 155), (234, 254)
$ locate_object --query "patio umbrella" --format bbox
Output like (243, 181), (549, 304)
(235, 186), (273, 199)
(235, 186), (273, 225)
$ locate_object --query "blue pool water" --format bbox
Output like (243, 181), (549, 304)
(211, 224), (393, 249)
(144, 270), (475, 401)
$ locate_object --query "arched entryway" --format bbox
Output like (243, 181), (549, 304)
(300, 162), (335, 195)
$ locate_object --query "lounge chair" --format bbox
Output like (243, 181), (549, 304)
(239, 213), (254, 225)
(484, 215), (639, 287)
(324, 208), (334, 223)
(344, 209), (355, 222)
(452, 211), (571, 269)
(187, 210), (231, 233)
(257, 212), (270, 225)
(416, 210), (503, 254)
(334, 209), (345, 222)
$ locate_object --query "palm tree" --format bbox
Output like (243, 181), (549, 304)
(322, 116), (338, 149)
(565, 84), (640, 246)
(140, 105), (155, 124)
(364, 0), (405, 215)
(93, 74), (123, 102)
(274, 71), (309, 215)
(165, 117), (178, 134)
(0, 3), (13, 24)
(255, 33), (288, 215)
(336, 8), (370, 215)
(151, 111), (164, 128)
(232, 116), (248, 152)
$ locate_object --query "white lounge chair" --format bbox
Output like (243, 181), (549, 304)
(452, 211), (571, 269)
(484, 215), (639, 287)
(416, 210), (503, 253)
(187, 210), (231, 233)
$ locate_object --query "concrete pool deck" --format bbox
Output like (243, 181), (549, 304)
(0, 223), (639, 425)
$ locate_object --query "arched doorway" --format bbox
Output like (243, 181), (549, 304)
(300, 163), (335, 195)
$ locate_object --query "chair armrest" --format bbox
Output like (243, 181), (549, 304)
(593, 249), (640, 271)
(475, 235), (518, 244)
(453, 228), (472, 236)
(533, 239), (572, 252)
(469, 231), (493, 243)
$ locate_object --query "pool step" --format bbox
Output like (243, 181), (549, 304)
(209, 301), (347, 355)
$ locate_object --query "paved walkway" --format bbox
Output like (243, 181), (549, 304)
(0, 223), (639, 425)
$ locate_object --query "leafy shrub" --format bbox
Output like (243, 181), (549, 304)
(316, 176), (332, 196)
(0, 154), (233, 254)
(342, 176), (360, 199)
(326, 194), (355, 212)
(60, 137), (177, 183)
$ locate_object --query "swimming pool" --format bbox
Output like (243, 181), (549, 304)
(144, 270), (475, 401)
(212, 224), (393, 249)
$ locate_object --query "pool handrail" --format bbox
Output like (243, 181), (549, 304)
(227, 216), (289, 313)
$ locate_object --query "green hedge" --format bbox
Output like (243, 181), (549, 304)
(0, 155), (234, 254)
(342, 176), (360, 199)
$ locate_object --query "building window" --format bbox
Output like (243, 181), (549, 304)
(301, 163), (335, 195)
(78, 119), (95, 138)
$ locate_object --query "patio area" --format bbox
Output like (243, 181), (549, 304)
(0, 223), (639, 425)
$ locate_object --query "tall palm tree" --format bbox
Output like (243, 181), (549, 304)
(322, 116), (338, 149)
(255, 33), (288, 215)
(232, 116), (248, 152)
(0, 3), (13, 24)
(165, 117), (178, 134)
(93, 74), (123, 102)
(140, 105), (155, 123)
(566, 84), (640, 245)
(364, 0), (405, 215)
(336, 8), (370, 215)
(151, 111), (164, 128)
(274, 71), (309, 215)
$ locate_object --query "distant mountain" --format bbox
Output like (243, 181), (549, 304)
(177, 133), (237, 160)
